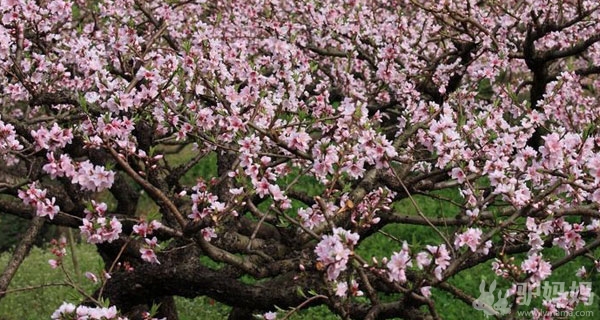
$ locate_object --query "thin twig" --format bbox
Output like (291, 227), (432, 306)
(389, 166), (454, 254)
(106, 145), (186, 228)
(281, 294), (328, 320)
(0, 282), (71, 296)
(98, 237), (133, 299)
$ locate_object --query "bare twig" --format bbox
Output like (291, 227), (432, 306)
(106, 145), (187, 228)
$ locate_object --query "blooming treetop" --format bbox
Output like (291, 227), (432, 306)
(0, 0), (600, 319)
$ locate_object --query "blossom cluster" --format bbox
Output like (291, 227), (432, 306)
(18, 183), (60, 219)
(139, 237), (160, 265)
(387, 243), (452, 282)
(30, 123), (73, 151)
(133, 219), (163, 264)
(79, 201), (122, 244)
(521, 253), (553, 286)
(0, 116), (23, 163)
(51, 302), (120, 320)
(298, 199), (339, 230)
(314, 228), (359, 281)
(188, 180), (226, 221)
(51, 301), (166, 320)
(351, 188), (395, 229)
(43, 154), (115, 192)
(334, 279), (364, 298)
(454, 228), (492, 254)
(530, 283), (594, 319)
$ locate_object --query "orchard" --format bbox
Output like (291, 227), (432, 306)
(1, 0), (600, 319)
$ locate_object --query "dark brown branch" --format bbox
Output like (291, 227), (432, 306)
(101, 249), (322, 313)
(0, 216), (45, 300)
(0, 198), (81, 228)
(540, 33), (600, 62)
(134, 0), (181, 52)
(28, 91), (79, 108)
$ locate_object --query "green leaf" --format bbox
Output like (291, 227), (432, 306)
(148, 303), (161, 317)
(296, 286), (307, 298)
(71, 4), (81, 20)
(310, 61), (319, 73)
(582, 123), (596, 141)
(182, 40), (192, 53)
(78, 93), (88, 113)
(476, 78), (494, 100)
(147, 209), (162, 222)
(98, 296), (111, 308)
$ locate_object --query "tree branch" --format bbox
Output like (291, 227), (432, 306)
(0, 216), (45, 300)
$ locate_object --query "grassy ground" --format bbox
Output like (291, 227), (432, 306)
(0, 244), (102, 319)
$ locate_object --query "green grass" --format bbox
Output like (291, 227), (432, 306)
(0, 243), (103, 319)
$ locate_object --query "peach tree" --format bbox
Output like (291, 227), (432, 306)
(1, 0), (600, 319)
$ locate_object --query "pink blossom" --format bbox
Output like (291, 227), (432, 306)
(140, 248), (160, 264)
(451, 167), (466, 183)
(0, 117), (24, 159)
(521, 253), (552, 284)
(285, 129), (311, 152)
(201, 227), (217, 242)
(30, 123), (73, 151)
(575, 266), (587, 278)
(51, 302), (76, 319)
(454, 228), (483, 252)
(48, 259), (60, 269)
(145, 236), (158, 248)
(578, 283), (592, 303)
(314, 228), (359, 281)
(387, 250), (411, 283)
(298, 207), (325, 229)
(71, 161), (115, 192)
(239, 135), (261, 155)
(342, 158), (365, 179)
(84, 271), (98, 283)
(36, 197), (60, 220)
(255, 178), (271, 198)
(18, 183), (60, 220)
(420, 286), (432, 298)
(335, 281), (348, 297)
(426, 245), (451, 280)
(52, 303), (121, 320)
(133, 222), (150, 237)
(349, 280), (363, 297)
(268, 184), (286, 201)
(415, 251), (432, 269)
(80, 216), (122, 244)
